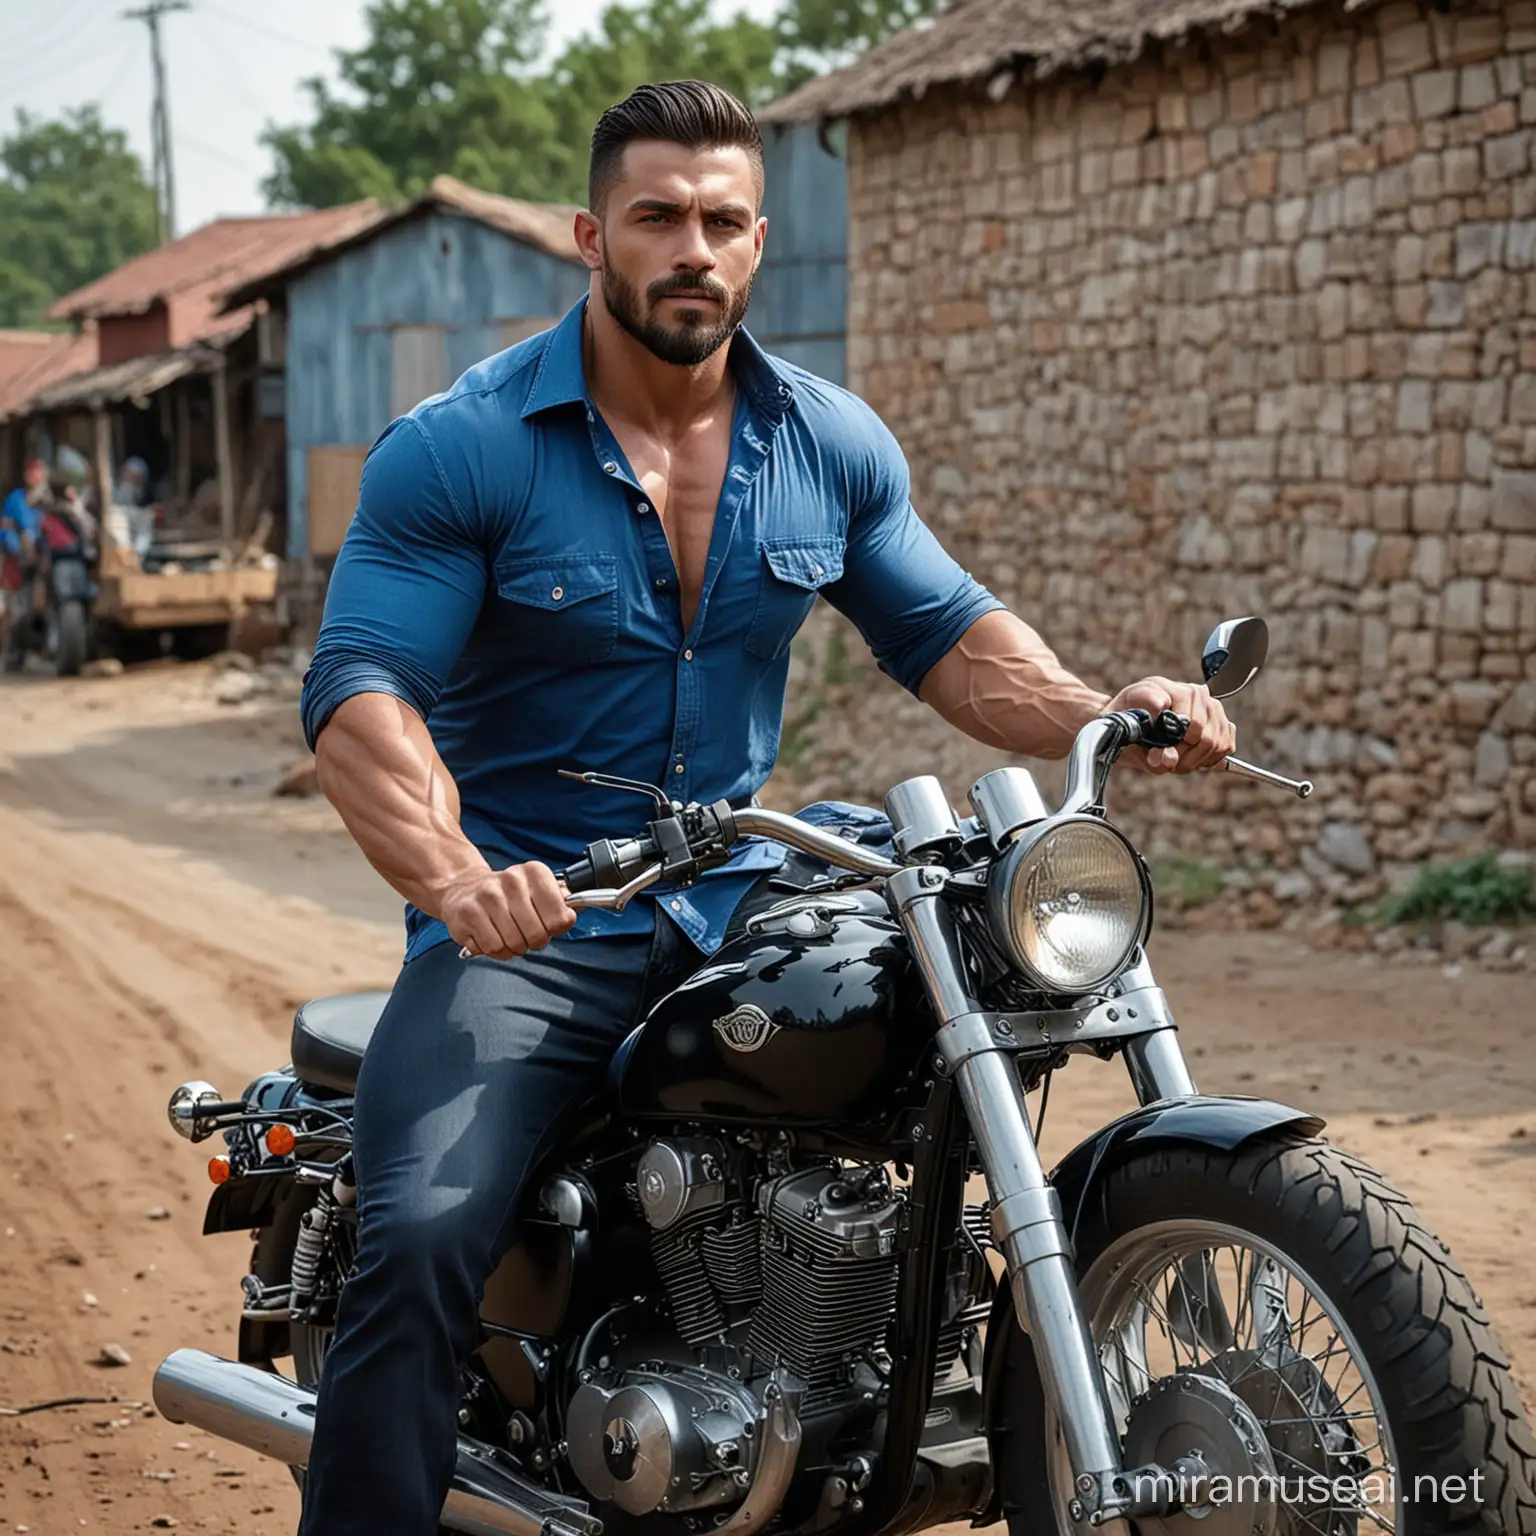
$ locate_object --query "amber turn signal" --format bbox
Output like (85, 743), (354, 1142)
(208, 1155), (231, 1185)
(265, 1123), (296, 1157)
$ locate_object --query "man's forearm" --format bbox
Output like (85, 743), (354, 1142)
(314, 692), (490, 917)
(918, 610), (1109, 759)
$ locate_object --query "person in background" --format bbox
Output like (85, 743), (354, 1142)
(1, 457), (49, 668)
(113, 455), (149, 508)
(43, 483), (98, 549)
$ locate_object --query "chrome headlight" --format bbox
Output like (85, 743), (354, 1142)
(987, 816), (1149, 992)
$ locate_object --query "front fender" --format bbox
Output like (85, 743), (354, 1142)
(975, 1094), (1324, 1517)
(1049, 1093), (1325, 1240)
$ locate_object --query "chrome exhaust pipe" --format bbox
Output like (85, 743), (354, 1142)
(152, 1349), (601, 1536)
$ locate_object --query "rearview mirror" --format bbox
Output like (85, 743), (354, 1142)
(1201, 616), (1268, 699)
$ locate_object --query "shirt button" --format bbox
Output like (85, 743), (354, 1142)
(670, 900), (682, 911)
(654, 577), (669, 591)
(636, 501), (651, 515)
(551, 586), (564, 601)
(602, 460), (618, 475)
(683, 649), (693, 661)
(674, 763), (684, 775)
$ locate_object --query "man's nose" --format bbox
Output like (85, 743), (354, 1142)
(673, 217), (716, 271)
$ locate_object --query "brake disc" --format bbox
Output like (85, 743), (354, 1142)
(1122, 1371), (1279, 1536)
(1200, 1349), (1366, 1536)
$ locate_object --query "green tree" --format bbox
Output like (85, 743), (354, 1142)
(261, 0), (942, 213)
(0, 106), (157, 328)
(544, 0), (780, 182)
(773, 0), (943, 89)
(262, 0), (571, 209)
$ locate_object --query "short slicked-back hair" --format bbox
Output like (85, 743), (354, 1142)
(588, 81), (764, 213)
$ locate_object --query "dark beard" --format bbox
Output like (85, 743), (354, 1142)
(602, 265), (753, 366)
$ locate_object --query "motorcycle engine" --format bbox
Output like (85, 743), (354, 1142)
(564, 1138), (903, 1517)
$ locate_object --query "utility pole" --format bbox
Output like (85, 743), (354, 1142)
(123, 1), (191, 244)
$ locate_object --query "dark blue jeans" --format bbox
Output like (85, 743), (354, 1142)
(298, 917), (691, 1534)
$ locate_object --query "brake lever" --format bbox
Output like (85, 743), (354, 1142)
(457, 862), (665, 960)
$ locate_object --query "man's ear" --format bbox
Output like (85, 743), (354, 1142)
(573, 209), (604, 273)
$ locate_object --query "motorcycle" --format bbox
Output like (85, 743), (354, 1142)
(3, 509), (95, 677)
(154, 617), (1536, 1536)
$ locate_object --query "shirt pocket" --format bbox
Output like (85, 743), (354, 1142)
(743, 538), (844, 661)
(493, 554), (620, 664)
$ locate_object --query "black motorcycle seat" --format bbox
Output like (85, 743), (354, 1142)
(290, 992), (392, 1093)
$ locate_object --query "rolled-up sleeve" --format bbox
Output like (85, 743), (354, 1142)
(300, 417), (488, 750)
(823, 409), (1003, 696)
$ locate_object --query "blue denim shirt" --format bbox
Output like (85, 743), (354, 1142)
(302, 298), (1001, 960)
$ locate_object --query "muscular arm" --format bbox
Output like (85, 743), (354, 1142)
(919, 609), (1235, 772)
(917, 609), (1107, 759)
(302, 418), (573, 956)
(815, 408), (1231, 772)
(315, 693), (486, 915)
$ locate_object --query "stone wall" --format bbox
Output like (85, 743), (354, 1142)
(768, 0), (1536, 919)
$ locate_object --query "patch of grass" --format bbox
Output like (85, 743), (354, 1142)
(1153, 857), (1226, 910)
(1377, 852), (1536, 927)
(821, 629), (856, 686)
(778, 690), (826, 772)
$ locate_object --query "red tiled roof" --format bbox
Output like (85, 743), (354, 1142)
(47, 201), (381, 331)
(0, 328), (100, 422)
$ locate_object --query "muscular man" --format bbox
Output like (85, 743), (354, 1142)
(298, 80), (1235, 1534)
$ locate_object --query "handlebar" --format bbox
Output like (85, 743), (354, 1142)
(459, 707), (1312, 958)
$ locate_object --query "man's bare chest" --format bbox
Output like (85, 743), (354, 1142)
(610, 433), (731, 631)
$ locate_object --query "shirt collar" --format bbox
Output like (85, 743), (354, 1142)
(520, 296), (796, 421)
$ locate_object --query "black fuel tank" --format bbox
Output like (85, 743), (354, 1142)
(613, 891), (933, 1128)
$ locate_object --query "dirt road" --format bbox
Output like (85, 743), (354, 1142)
(2, 662), (1532, 1534)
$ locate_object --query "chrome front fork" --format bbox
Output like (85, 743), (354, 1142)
(891, 870), (1196, 1523)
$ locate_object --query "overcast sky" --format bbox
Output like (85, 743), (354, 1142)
(0, 0), (774, 233)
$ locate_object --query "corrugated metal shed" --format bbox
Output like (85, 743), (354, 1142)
(752, 123), (848, 385)
(50, 203), (380, 323)
(281, 206), (588, 558)
(220, 176), (581, 311)
(47, 202), (381, 355)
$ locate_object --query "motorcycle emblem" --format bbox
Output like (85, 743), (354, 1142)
(712, 1004), (779, 1053)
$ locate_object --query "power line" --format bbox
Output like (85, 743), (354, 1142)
(92, 40), (144, 115)
(178, 131), (261, 176)
(188, 14), (276, 122)
(0, 0), (96, 65)
(0, 36), (124, 112)
(199, 2), (333, 57)
(123, 0), (192, 242)
(2, 0), (108, 86)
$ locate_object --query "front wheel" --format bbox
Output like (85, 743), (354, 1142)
(52, 599), (88, 676)
(992, 1138), (1536, 1536)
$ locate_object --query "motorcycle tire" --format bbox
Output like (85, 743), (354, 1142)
(53, 600), (87, 677)
(991, 1135), (1536, 1536)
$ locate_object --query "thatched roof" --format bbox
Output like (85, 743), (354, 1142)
(762, 0), (1369, 123)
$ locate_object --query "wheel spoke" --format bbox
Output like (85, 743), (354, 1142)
(1043, 1221), (1404, 1536)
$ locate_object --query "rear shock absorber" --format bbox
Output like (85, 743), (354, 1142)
(290, 1187), (335, 1314)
